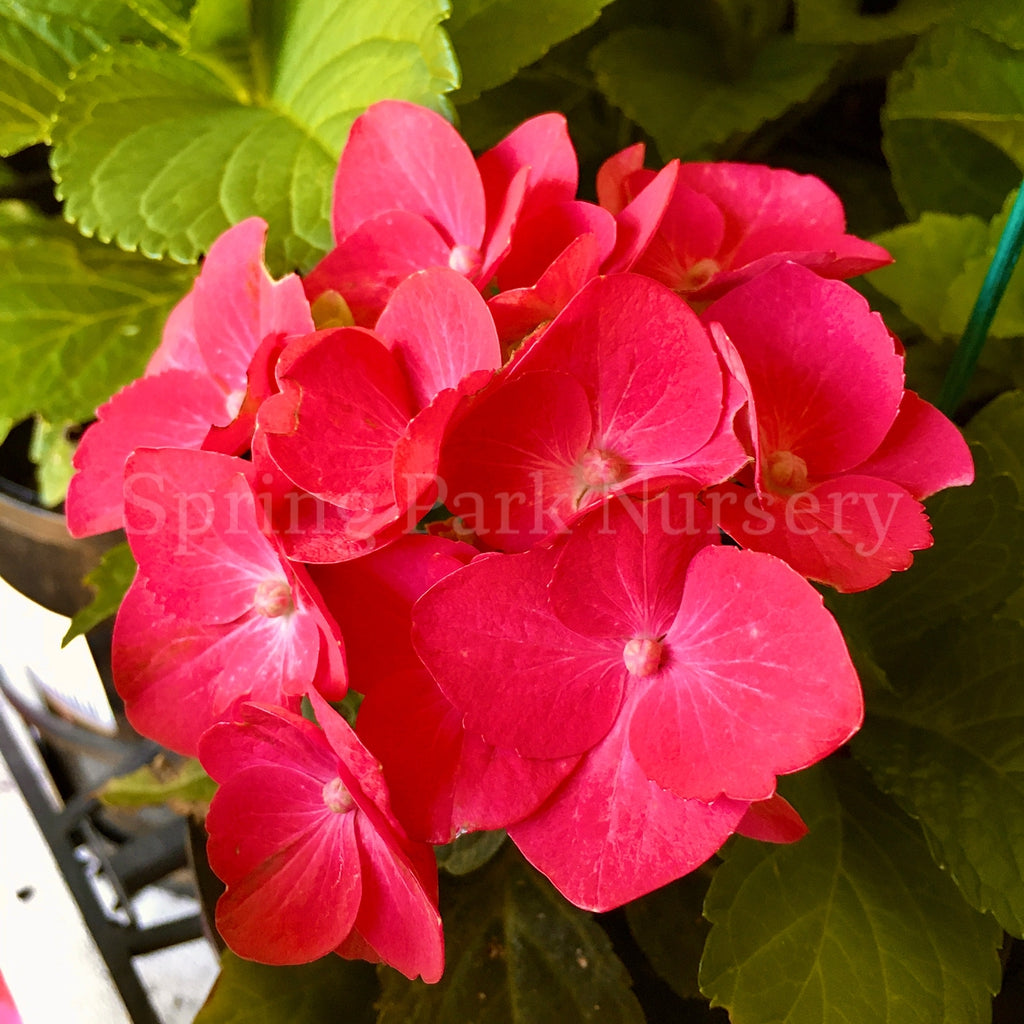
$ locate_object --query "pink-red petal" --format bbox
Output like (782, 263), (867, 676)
(703, 263), (904, 477)
(630, 545), (863, 801)
(375, 268), (501, 409)
(509, 682), (748, 912)
(332, 100), (484, 251)
(412, 547), (625, 759)
(67, 370), (229, 537)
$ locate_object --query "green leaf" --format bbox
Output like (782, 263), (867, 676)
(63, 542), (136, 646)
(835, 446), (1023, 655)
(589, 25), (841, 161)
(700, 761), (1002, 1024)
(869, 190), (1024, 369)
(793, 0), (948, 44)
(99, 754), (217, 809)
(968, 389), (1024, 488)
(436, 829), (507, 876)
(870, 212), (991, 341)
(624, 871), (710, 1001)
(884, 24), (1024, 219)
(0, 202), (195, 428)
(52, 0), (459, 272)
(378, 846), (644, 1024)
(0, 0), (187, 155)
(854, 619), (1024, 937)
(195, 949), (378, 1024)
(28, 415), (74, 507)
(447, 0), (614, 104)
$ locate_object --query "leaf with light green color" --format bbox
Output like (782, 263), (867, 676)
(447, 0), (614, 104)
(0, 0), (187, 155)
(700, 761), (1003, 1024)
(63, 542), (136, 645)
(870, 213), (990, 340)
(854, 619), (1024, 937)
(836, 446), (1022, 654)
(378, 846), (644, 1024)
(195, 949), (378, 1024)
(52, 0), (459, 272)
(589, 25), (841, 161)
(0, 203), (196, 428)
(884, 24), (1024, 219)
(436, 829), (506, 876)
(625, 871), (710, 1001)
(28, 416), (74, 507)
(99, 754), (217, 809)
(941, 190), (1024, 341)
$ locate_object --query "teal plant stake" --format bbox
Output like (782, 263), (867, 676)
(939, 179), (1024, 415)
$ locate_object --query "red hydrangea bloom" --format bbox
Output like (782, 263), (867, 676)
(257, 267), (502, 561)
(312, 536), (577, 843)
(438, 274), (746, 550)
(598, 144), (891, 302)
(113, 448), (344, 755)
(66, 219), (313, 537)
(703, 262), (974, 591)
(413, 491), (861, 907)
(200, 694), (443, 980)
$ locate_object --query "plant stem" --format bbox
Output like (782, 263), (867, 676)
(939, 180), (1024, 416)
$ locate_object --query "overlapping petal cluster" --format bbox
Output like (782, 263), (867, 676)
(66, 100), (973, 978)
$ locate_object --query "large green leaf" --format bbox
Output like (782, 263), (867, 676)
(795, 0), (1024, 47)
(378, 846), (644, 1024)
(624, 871), (710, 1001)
(793, 0), (941, 43)
(194, 950), (378, 1024)
(870, 213), (991, 341)
(884, 24), (1024, 219)
(447, 0), (614, 104)
(51, 0), (459, 272)
(0, 201), (195, 427)
(854, 619), (1024, 937)
(968, 389), (1024, 486)
(870, 189), (1024, 349)
(0, 0), (187, 155)
(589, 25), (841, 161)
(700, 762), (1002, 1024)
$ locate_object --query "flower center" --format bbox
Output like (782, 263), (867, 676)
(623, 637), (664, 678)
(580, 448), (630, 489)
(765, 449), (809, 495)
(448, 244), (482, 278)
(253, 579), (294, 618)
(678, 257), (721, 294)
(322, 777), (355, 814)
